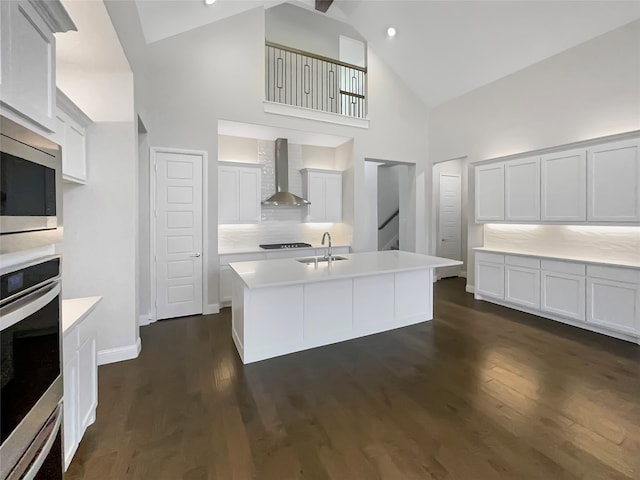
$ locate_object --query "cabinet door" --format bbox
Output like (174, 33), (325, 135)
(218, 167), (239, 223)
(505, 158), (540, 221)
(1, 1), (56, 131)
(63, 354), (79, 470)
(541, 149), (587, 222)
(476, 262), (505, 299)
(587, 277), (640, 335)
(587, 139), (640, 222)
(306, 173), (326, 222)
(77, 337), (97, 436)
(505, 265), (540, 308)
(238, 167), (261, 223)
(219, 266), (233, 303)
(475, 164), (505, 222)
(63, 120), (87, 183)
(323, 173), (342, 222)
(541, 271), (586, 321)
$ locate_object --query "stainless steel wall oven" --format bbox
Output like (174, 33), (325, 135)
(0, 256), (63, 480)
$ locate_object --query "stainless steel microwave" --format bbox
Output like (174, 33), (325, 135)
(0, 116), (62, 252)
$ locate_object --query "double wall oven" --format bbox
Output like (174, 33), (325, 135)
(1, 116), (64, 479)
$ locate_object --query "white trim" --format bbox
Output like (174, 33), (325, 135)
(263, 101), (369, 129)
(465, 284), (475, 294)
(97, 337), (141, 366)
(138, 313), (151, 327)
(203, 303), (220, 315)
(150, 147), (209, 322)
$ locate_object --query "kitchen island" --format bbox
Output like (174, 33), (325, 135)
(230, 250), (462, 363)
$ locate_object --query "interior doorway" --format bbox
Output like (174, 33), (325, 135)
(377, 164), (402, 251)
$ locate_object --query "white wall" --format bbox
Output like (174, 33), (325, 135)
(106, 5), (431, 308)
(429, 20), (640, 290)
(62, 121), (139, 362)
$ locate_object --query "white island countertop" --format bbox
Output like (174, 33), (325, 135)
(62, 296), (102, 335)
(230, 250), (462, 289)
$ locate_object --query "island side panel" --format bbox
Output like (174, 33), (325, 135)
(394, 268), (433, 322)
(231, 274), (246, 362)
(243, 285), (304, 364)
(353, 273), (395, 330)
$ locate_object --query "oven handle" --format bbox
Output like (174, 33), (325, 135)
(0, 281), (61, 332)
(6, 404), (62, 480)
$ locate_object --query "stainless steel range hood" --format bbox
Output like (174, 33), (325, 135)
(262, 138), (310, 206)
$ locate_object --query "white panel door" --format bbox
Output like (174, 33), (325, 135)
(541, 271), (586, 321)
(587, 278), (640, 335)
(505, 157), (540, 221)
(541, 149), (586, 222)
(475, 163), (505, 222)
(587, 139), (640, 222)
(156, 151), (203, 320)
(505, 266), (540, 309)
(324, 173), (343, 222)
(437, 173), (461, 279)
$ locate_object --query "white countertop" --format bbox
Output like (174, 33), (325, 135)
(219, 244), (350, 255)
(230, 250), (462, 288)
(62, 296), (102, 335)
(473, 247), (640, 269)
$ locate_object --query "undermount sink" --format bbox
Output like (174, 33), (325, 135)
(296, 256), (347, 264)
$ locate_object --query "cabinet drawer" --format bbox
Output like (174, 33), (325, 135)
(506, 255), (540, 269)
(541, 259), (585, 276)
(587, 265), (640, 283)
(220, 252), (266, 265)
(475, 252), (504, 264)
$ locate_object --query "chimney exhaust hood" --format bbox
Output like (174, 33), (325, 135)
(262, 138), (310, 206)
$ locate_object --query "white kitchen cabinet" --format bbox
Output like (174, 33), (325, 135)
(505, 256), (540, 308)
(587, 139), (640, 223)
(505, 158), (540, 221)
(587, 265), (640, 335)
(62, 297), (100, 471)
(301, 169), (343, 223)
(475, 252), (505, 299)
(0, 0), (74, 131)
(475, 163), (505, 222)
(540, 260), (586, 321)
(56, 90), (92, 184)
(218, 163), (262, 224)
(540, 148), (587, 222)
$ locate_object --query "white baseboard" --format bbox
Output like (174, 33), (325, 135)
(98, 337), (141, 366)
(203, 303), (220, 315)
(138, 313), (151, 326)
(465, 284), (475, 294)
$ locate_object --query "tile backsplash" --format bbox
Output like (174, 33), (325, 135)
(219, 139), (351, 251)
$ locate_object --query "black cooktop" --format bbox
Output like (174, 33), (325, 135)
(259, 242), (313, 250)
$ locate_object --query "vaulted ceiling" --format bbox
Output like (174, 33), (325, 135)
(131, 0), (640, 107)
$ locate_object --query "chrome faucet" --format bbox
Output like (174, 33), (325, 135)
(321, 231), (332, 259)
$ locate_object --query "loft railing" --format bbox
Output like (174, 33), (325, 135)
(265, 41), (367, 119)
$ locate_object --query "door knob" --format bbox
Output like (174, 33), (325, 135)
(191, 252), (201, 257)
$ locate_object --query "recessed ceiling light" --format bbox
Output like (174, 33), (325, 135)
(205, 0), (216, 5)
(387, 27), (397, 37)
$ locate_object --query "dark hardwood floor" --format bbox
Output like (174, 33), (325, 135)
(66, 278), (640, 480)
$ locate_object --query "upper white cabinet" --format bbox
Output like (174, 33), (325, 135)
(475, 163), (505, 222)
(505, 157), (540, 221)
(587, 139), (640, 222)
(218, 163), (262, 224)
(476, 136), (640, 225)
(541, 149), (586, 222)
(0, 0), (75, 131)
(301, 169), (343, 223)
(55, 90), (92, 184)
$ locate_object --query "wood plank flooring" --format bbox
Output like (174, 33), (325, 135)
(66, 278), (640, 480)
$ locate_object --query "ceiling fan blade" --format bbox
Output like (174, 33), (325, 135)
(315, 0), (333, 13)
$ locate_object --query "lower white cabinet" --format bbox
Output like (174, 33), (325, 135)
(62, 298), (100, 470)
(505, 256), (540, 309)
(475, 252), (505, 299)
(475, 251), (640, 344)
(586, 266), (640, 335)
